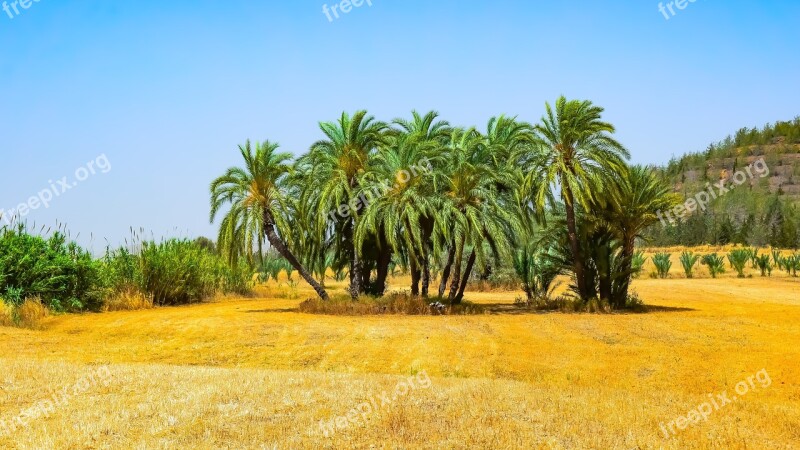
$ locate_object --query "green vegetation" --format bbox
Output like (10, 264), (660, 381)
(0, 223), (254, 315)
(513, 243), (561, 304)
(208, 99), (682, 310)
(0, 224), (103, 312)
(727, 249), (751, 278)
(631, 251), (646, 278)
(755, 254), (772, 277)
(6, 107), (800, 317)
(647, 118), (800, 249)
(103, 238), (253, 306)
(701, 254), (726, 278)
(679, 251), (700, 278)
(652, 253), (672, 279)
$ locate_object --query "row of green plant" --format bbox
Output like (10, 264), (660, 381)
(649, 249), (800, 279)
(0, 224), (255, 314)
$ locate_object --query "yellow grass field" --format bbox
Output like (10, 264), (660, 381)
(1, 267), (799, 449)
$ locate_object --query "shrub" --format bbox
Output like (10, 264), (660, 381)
(631, 251), (646, 278)
(702, 253), (726, 278)
(512, 246), (562, 303)
(679, 251), (700, 278)
(785, 254), (800, 277)
(755, 254), (772, 277)
(0, 224), (103, 312)
(257, 252), (293, 283)
(772, 249), (782, 266)
(744, 248), (758, 269)
(727, 249), (751, 278)
(652, 253), (672, 279)
(102, 239), (254, 306)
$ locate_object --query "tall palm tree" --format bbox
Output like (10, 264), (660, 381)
(391, 111), (451, 295)
(355, 133), (444, 295)
(210, 140), (329, 300)
(438, 128), (523, 303)
(296, 111), (389, 299)
(525, 97), (630, 301)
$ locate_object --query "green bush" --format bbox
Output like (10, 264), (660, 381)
(679, 251), (700, 278)
(0, 224), (103, 312)
(727, 249), (750, 278)
(513, 245), (561, 303)
(257, 252), (293, 283)
(102, 238), (254, 306)
(755, 254), (772, 277)
(702, 253), (726, 278)
(631, 251), (646, 279)
(652, 253), (672, 279)
(784, 254), (800, 277)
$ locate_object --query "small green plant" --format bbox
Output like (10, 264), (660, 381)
(755, 254), (772, 277)
(513, 245), (562, 305)
(652, 253), (672, 279)
(747, 248), (758, 269)
(785, 254), (800, 277)
(727, 249), (750, 278)
(772, 249), (782, 267)
(777, 256), (792, 275)
(631, 251), (646, 279)
(679, 251), (700, 278)
(701, 253), (726, 278)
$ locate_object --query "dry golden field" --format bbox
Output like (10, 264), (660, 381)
(1, 258), (799, 449)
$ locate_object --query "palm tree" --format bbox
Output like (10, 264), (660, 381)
(391, 111), (451, 295)
(210, 140), (329, 300)
(525, 97), (630, 301)
(296, 111), (388, 299)
(601, 165), (679, 306)
(438, 128), (523, 303)
(355, 133), (444, 295)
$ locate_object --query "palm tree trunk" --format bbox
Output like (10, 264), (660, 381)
(448, 239), (465, 302)
(438, 244), (456, 298)
(410, 257), (421, 296)
(263, 209), (329, 301)
(421, 255), (431, 297)
(374, 246), (391, 296)
(454, 250), (476, 304)
(350, 250), (362, 300)
(420, 218), (433, 297)
(616, 236), (636, 309)
(563, 183), (588, 301)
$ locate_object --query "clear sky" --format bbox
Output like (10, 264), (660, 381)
(1, 0), (798, 249)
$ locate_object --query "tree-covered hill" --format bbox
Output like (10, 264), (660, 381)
(646, 118), (800, 248)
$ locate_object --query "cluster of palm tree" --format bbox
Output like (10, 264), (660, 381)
(209, 97), (679, 308)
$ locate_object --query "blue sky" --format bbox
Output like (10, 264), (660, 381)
(1, 0), (798, 249)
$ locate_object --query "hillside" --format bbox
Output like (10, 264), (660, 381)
(646, 118), (800, 247)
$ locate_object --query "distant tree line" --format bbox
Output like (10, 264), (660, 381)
(645, 195), (800, 249)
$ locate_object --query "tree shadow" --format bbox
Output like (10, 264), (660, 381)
(480, 303), (696, 315)
(243, 308), (299, 314)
